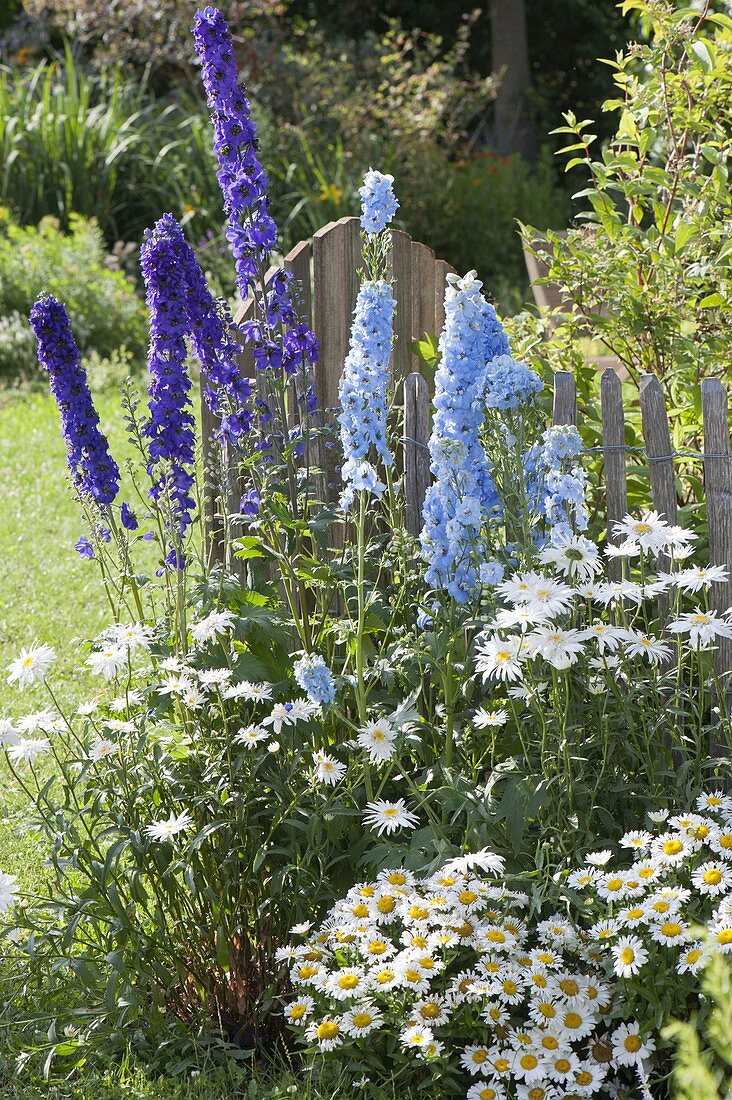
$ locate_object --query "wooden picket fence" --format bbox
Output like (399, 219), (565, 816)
(201, 216), (732, 692)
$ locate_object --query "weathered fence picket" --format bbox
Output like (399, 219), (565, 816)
(600, 368), (628, 581)
(202, 219), (732, 699)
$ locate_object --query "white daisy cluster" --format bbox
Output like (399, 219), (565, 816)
(474, 510), (732, 681)
(570, 789), (732, 983)
(283, 861), (651, 1098)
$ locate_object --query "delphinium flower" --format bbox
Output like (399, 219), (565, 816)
(338, 281), (395, 511)
(337, 168), (398, 510)
(30, 295), (120, 506)
(483, 353), (542, 411)
(420, 272), (508, 603)
(524, 424), (589, 542)
(139, 217), (198, 553)
(150, 213), (253, 446)
(192, 6), (318, 425)
(358, 169), (399, 235)
(293, 654), (336, 707)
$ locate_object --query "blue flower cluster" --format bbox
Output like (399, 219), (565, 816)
(358, 170), (399, 235)
(420, 272), (508, 603)
(338, 280), (395, 511)
(484, 353), (542, 411)
(29, 295), (120, 506)
(524, 424), (589, 541)
(193, 6), (318, 406)
(293, 654), (335, 707)
(139, 218), (198, 546)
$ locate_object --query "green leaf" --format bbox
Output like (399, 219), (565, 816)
(699, 292), (726, 309)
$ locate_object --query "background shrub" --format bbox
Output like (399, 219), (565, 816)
(0, 207), (147, 372)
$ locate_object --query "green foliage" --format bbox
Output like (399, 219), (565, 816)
(665, 953), (732, 1100)
(521, 2), (732, 391)
(0, 206), (147, 370)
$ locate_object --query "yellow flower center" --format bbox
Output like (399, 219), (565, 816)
(538, 1003), (556, 1018)
(720, 835), (732, 849)
(624, 1035), (642, 1053)
(494, 1057), (510, 1073)
(704, 868), (723, 885)
(606, 877), (623, 892)
(472, 1050), (488, 1064)
(368, 940), (388, 955)
(555, 1058), (571, 1073)
(337, 974), (359, 990)
(377, 896), (395, 914)
(621, 947), (635, 964)
(661, 921), (682, 938)
(298, 966), (317, 979)
(317, 1021), (339, 1040)
(487, 929), (506, 943)
(541, 1035), (559, 1050)
(404, 969), (421, 983)
(352, 903), (369, 918)
(564, 1012), (582, 1029)
(290, 1004), (307, 1020)
(376, 969), (395, 985)
(663, 839), (683, 856)
(559, 978), (579, 995)
(576, 1072), (593, 1086)
(503, 980), (518, 995)
(520, 1054), (539, 1070)
(717, 929), (732, 945)
(386, 871), (406, 885)
(459, 890), (479, 905)
(352, 1012), (373, 1029)
(409, 905), (429, 920)
(420, 1003), (441, 1020)
(686, 948), (702, 964)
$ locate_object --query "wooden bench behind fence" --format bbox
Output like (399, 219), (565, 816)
(201, 223), (732, 699)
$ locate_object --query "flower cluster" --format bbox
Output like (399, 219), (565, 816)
(139, 216), (198, 546)
(283, 860), (651, 1098)
(474, 509), (731, 683)
(524, 425), (589, 541)
(29, 295), (120, 506)
(294, 654), (336, 708)
(338, 281), (395, 511)
(569, 790), (732, 983)
(484, 354), (542, 412)
(420, 272), (509, 602)
(192, 6), (318, 393)
(153, 214), (253, 446)
(358, 170), (399, 235)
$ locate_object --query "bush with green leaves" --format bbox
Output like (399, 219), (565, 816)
(665, 951), (732, 1100)
(521, 0), (732, 392)
(0, 206), (147, 372)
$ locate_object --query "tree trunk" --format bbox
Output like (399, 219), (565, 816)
(490, 0), (539, 161)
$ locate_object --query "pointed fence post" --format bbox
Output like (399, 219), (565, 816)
(639, 373), (677, 597)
